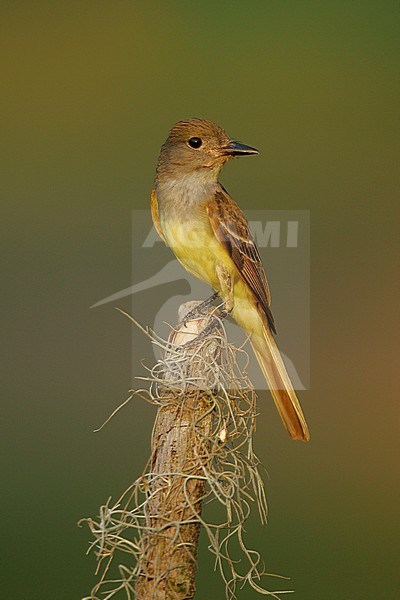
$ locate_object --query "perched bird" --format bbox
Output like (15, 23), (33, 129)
(151, 118), (310, 441)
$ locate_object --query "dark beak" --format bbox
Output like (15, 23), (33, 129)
(220, 140), (259, 156)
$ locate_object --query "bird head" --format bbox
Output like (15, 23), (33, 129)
(156, 118), (258, 182)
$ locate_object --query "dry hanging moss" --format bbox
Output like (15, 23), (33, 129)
(80, 304), (292, 599)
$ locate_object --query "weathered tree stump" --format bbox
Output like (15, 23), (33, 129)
(134, 302), (222, 599)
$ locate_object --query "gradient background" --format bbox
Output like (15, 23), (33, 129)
(2, 2), (399, 598)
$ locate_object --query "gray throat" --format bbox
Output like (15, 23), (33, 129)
(156, 171), (218, 215)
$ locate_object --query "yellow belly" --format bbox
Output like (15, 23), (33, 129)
(163, 217), (230, 291)
(162, 214), (263, 337)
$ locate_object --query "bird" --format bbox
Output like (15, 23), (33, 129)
(151, 118), (310, 441)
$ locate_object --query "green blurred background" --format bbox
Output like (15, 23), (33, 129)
(2, 2), (398, 598)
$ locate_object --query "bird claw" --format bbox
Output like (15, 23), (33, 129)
(180, 304), (232, 349)
(181, 292), (219, 328)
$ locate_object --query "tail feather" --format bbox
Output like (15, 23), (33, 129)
(251, 326), (310, 442)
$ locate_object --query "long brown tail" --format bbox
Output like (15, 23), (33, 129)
(250, 324), (310, 441)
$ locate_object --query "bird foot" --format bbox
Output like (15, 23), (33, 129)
(180, 303), (231, 348)
(182, 292), (219, 327)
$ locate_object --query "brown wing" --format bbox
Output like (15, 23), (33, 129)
(151, 187), (166, 242)
(207, 185), (276, 333)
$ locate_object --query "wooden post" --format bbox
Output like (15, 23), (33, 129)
(134, 302), (221, 599)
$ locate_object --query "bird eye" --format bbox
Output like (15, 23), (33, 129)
(188, 137), (202, 149)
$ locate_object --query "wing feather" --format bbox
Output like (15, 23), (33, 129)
(207, 186), (276, 333)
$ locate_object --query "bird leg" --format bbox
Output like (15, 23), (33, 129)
(182, 291), (219, 326)
(180, 303), (231, 348)
(180, 266), (233, 347)
(215, 263), (234, 317)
